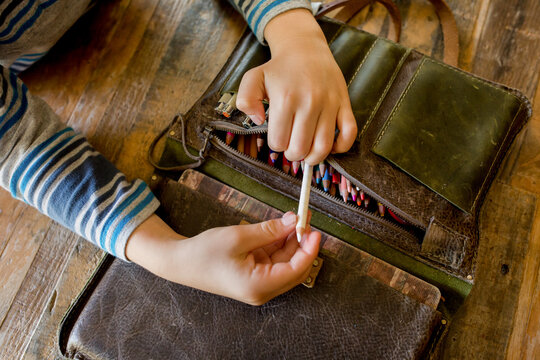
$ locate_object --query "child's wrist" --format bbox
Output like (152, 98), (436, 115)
(264, 8), (327, 55)
(125, 214), (186, 274)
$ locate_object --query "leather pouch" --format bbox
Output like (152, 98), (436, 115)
(59, 170), (444, 360)
(163, 15), (531, 282)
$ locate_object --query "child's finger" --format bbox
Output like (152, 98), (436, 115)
(270, 232), (299, 263)
(261, 237), (287, 257)
(303, 107), (335, 165)
(236, 66), (267, 125)
(267, 96), (294, 152)
(267, 231), (321, 289)
(332, 104), (357, 153)
(284, 105), (319, 161)
(235, 212), (297, 253)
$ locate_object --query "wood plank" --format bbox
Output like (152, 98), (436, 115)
(0, 2), (143, 346)
(350, 0), (486, 71)
(506, 81), (540, 359)
(80, 0), (198, 185)
(466, 3), (540, 355)
(442, 1), (540, 356)
(0, 225), (79, 359)
(20, 0), (133, 120)
(523, 255), (540, 359)
(0, 196), (51, 327)
(470, 0), (540, 99)
(507, 204), (540, 359)
(0, 191), (29, 263)
(23, 240), (104, 360)
(507, 79), (540, 195)
(453, 0), (491, 71)
(442, 182), (536, 359)
(63, 0), (158, 139)
(116, 0), (244, 180)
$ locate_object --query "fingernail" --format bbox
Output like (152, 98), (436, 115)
(281, 212), (297, 226)
(248, 114), (264, 125)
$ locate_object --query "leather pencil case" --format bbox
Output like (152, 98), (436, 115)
(161, 13), (532, 283)
(59, 170), (445, 360)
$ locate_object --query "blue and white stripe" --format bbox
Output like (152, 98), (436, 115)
(0, 64), (159, 260)
(10, 51), (47, 74)
(0, 0), (58, 45)
(238, 0), (311, 43)
(6, 125), (158, 259)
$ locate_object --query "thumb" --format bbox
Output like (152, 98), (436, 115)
(237, 212), (297, 252)
(236, 65), (267, 125)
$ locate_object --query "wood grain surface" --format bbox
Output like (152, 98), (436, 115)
(0, 0), (538, 359)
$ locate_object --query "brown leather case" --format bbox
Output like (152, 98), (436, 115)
(60, 170), (443, 360)
(165, 16), (532, 282)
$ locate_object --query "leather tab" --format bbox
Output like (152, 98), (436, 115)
(302, 257), (324, 288)
(421, 218), (469, 270)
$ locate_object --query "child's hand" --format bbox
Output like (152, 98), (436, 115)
(126, 212), (320, 305)
(236, 9), (358, 165)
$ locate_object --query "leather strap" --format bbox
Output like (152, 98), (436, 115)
(147, 115), (209, 172)
(428, 0), (459, 67)
(316, 0), (459, 67)
(317, 0), (402, 42)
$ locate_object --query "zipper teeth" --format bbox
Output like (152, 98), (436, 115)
(210, 121), (267, 134)
(211, 129), (422, 238)
(327, 158), (425, 229)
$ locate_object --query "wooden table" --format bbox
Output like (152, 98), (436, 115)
(0, 0), (538, 358)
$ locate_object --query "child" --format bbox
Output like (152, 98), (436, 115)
(0, 0), (357, 305)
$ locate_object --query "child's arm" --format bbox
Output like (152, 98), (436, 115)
(236, 8), (358, 165)
(125, 212), (320, 305)
(0, 62), (317, 305)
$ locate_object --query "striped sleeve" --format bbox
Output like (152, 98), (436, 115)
(0, 66), (159, 261)
(230, 0), (312, 43)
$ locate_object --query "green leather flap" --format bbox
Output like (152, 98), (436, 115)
(372, 58), (523, 213)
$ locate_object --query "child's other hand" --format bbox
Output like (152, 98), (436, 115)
(236, 9), (357, 165)
(127, 212), (320, 305)
(176, 212), (320, 305)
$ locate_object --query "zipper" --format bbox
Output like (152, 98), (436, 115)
(326, 158), (425, 229)
(208, 122), (425, 239)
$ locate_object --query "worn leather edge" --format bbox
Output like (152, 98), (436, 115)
(58, 253), (114, 358)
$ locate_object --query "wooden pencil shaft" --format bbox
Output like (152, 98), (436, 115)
(296, 163), (312, 242)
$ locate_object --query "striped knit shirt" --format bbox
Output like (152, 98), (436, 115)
(0, 0), (311, 260)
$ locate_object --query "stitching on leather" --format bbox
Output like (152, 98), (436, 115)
(346, 38), (379, 88)
(327, 23), (345, 47)
(471, 102), (523, 209)
(358, 48), (411, 139)
(373, 57), (427, 147)
(430, 59), (522, 102)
